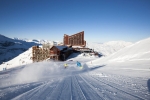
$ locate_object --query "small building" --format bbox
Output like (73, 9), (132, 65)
(32, 45), (73, 62)
(32, 46), (50, 62)
(50, 45), (73, 61)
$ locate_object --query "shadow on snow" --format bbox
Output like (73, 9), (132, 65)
(72, 64), (105, 75)
(147, 79), (150, 92)
(66, 52), (81, 60)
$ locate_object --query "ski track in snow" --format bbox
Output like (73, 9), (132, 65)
(0, 61), (150, 100)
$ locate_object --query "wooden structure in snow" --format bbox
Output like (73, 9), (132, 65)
(32, 46), (50, 62)
(32, 45), (72, 62)
(63, 31), (86, 47)
(50, 45), (72, 61)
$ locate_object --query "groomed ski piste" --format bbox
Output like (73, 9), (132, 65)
(0, 38), (150, 100)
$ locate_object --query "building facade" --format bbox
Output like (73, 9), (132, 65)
(32, 45), (72, 62)
(63, 31), (86, 47)
(32, 46), (50, 62)
(49, 45), (72, 61)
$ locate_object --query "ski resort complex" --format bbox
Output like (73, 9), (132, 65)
(32, 31), (96, 62)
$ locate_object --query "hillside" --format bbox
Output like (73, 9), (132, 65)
(86, 41), (132, 56)
(87, 37), (150, 77)
(91, 37), (150, 63)
(0, 34), (39, 64)
(0, 34), (56, 65)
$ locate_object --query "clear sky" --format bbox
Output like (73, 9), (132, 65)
(0, 0), (150, 43)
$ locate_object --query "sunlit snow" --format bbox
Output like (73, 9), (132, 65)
(0, 35), (150, 100)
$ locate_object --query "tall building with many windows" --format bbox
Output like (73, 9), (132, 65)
(63, 31), (86, 47)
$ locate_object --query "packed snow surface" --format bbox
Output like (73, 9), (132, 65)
(0, 51), (150, 100)
(0, 36), (150, 100)
(0, 58), (150, 100)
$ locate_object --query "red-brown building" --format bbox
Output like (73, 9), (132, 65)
(63, 31), (86, 47)
(49, 45), (72, 61)
(32, 45), (73, 62)
(32, 31), (87, 62)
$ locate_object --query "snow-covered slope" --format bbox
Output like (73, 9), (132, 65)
(86, 41), (132, 56)
(0, 34), (39, 64)
(0, 34), (56, 65)
(0, 47), (33, 71)
(88, 37), (150, 73)
(92, 37), (150, 63)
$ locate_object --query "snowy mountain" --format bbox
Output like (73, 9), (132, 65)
(86, 41), (132, 56)
(91, 37), (150, 63)
(0, 34), (38, 64)
(13, 37), (53, 44)
(0, 34), (55, 65)
(0, 47), (33, 71)
(88, 37), (150, 76)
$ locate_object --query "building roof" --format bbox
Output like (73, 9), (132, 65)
(72, 46), (84, 48)
(55, 45), (68, 51)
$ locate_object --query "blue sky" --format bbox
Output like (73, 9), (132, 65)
(0, 0), (150, 43)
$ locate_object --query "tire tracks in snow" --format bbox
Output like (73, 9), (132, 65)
(81, 74), (135, 100)
(75, 75), (105, 100)
(0, 81), (43, 100)
(72, 76), (87, 100)
(83, 73), (148, 100)
(101, 73), (150, 98)
(45, 76), (87, 100)
(12, 79), (61, 100)
(44, 77), (67, 100)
